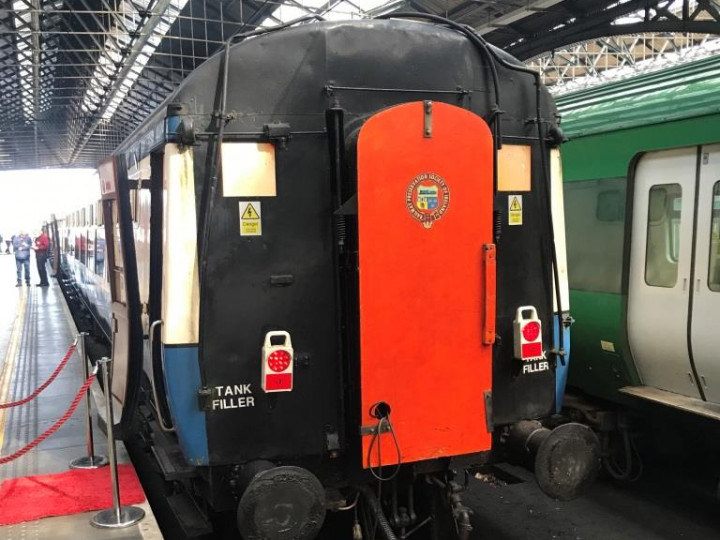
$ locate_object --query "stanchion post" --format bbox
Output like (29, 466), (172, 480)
(91, 357), (145, 529)
(70, 332), (108, 469)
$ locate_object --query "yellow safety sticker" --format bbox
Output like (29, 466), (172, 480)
(508, 195), (523, 226)
(239, 201), (262, 236)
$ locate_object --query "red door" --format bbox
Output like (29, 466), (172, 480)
(357, 101), (495, 466)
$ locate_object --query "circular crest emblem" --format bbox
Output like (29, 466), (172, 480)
(405, 173), (450, 229)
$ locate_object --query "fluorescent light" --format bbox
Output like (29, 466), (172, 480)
(80, 0), (189, 121)
(12, 1), (34, 122)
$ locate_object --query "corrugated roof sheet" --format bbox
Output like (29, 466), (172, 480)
(557, 54), (720, 138)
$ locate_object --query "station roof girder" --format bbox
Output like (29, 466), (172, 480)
(0, 0), (718, 171)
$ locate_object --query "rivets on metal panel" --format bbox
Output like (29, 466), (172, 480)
(424, 100), (432, 138)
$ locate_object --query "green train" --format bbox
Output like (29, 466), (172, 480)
(558, 55), (720, 473)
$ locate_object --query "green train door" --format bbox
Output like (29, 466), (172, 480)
(627, 146), (720, 404)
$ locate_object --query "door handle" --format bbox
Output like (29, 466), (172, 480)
(482, 244), (496, 345)
(149, 320), (174, 432)
(683, 278), (687, 292)
(696, 279), (701, 293)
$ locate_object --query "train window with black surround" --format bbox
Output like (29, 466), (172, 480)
(82, 231), (88, 266)
(87, 229), (95, 273)
(564, 178), (626, 293)
(709, 181), (720, 292)
(645, 183), (682, 288)
(96, 227), (106, 278)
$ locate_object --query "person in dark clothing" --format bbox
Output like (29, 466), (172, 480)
(13, 232), (32, 286)
(34, 229), (50, 286)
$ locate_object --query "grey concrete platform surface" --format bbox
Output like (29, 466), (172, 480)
(0, 254), (163, 539)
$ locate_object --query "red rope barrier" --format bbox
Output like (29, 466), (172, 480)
(0, 341), (77, 409)
(0, 373), (96, 465)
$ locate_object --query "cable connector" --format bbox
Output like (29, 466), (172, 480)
(352, 519), (362, 540)
(365, 402), (402, 482)
(550, 348), (567, 366)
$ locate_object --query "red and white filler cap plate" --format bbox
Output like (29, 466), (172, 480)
(513, 306), (543, 361)
(261, 331), (294, 392)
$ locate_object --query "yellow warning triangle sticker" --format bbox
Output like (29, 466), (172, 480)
(241, 203), (260, 220)
(510, 197), (522, 211)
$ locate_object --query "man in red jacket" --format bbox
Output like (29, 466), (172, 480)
(34, 228), (50, 287)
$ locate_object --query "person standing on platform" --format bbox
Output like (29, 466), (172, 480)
(13, 232), (32, 287)
(34, 228), (50, 287)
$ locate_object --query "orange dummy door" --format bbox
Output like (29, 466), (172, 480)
(357, 101), (495, 467)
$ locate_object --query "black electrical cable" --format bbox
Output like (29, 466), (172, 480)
(375, 12), (504, 200)
(196, 14), (325, 384)
(360, 485), (399, 540)
(479, 31), (566, 362)
(366, 404), (402, 482)
(364, 403), (402, 540)
(360, 497), (375, 540)
(199, 13), (325, 266)
(376, 13), (500, 125)
(603, 425), (643, 482)
(535, 86), (566, 364)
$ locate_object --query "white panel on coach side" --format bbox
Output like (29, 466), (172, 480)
(552, 148), (570, 313)
(162, 144), (200, 345)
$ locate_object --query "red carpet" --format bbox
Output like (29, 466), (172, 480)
(0, 464), (146, 525)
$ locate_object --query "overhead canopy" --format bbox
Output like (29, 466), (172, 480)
(1, 0), (718, 170)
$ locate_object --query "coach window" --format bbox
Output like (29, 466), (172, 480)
(74, 212), (80, 259)
(709, 181), (720, 292)
(81, 208), (88, 265)
(96, 228), (106, 278)
(112, 203), (124, 268)
(130, 188), (138, 222)
(87, 230), (96, 273)
(95, 201), (105, 277)
(645, 183), (682, 288)
(222, 142), (277, 197)
(564, 178), (626, 293)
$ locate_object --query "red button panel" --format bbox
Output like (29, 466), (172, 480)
(268, 350), (291, 373)
(265, 373), (293, 391)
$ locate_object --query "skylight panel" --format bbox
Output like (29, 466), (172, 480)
(359, 0), (396, 11)
(273, 4), (311, 23)
(614, 0), (698, 25)
(12, 1), (34, 122)
(258, 0), (401, 28)
(80, 0), (189, 121)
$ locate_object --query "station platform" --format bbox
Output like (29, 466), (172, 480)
(0, 255), (162, 539)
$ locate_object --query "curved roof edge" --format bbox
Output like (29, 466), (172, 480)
(556, 55), (720, 139)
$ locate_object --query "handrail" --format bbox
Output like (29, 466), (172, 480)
(148, 320), (174, 432)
